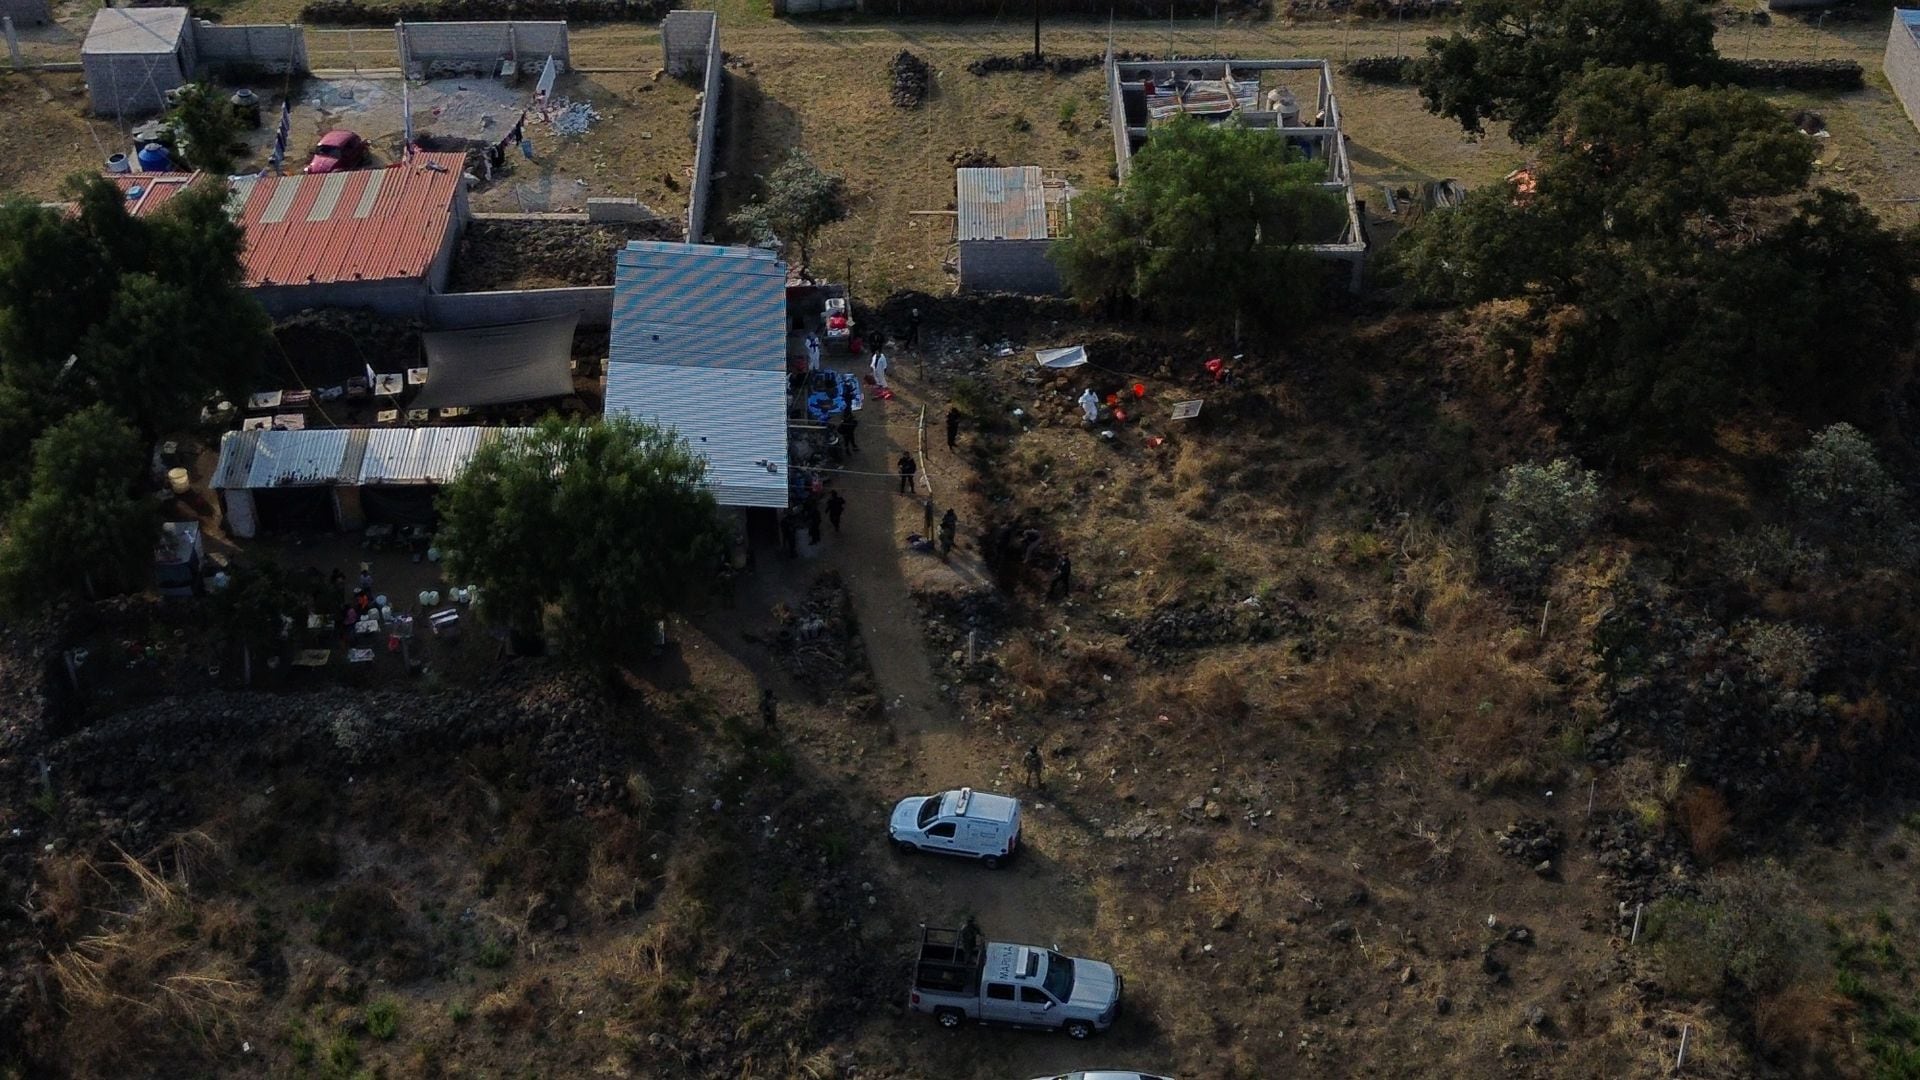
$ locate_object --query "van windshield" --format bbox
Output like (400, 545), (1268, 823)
(1041, 952), (1074, 1002)
(916, 795), (941, 827)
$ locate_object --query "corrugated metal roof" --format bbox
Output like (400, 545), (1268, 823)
(610, 242), (787, 372)
(957, 166), (1050, 242)
(607, 242), (789, 508)
(106, 173), (203, 218)
(238, 154), (464, 288)
(605, 366), (790, 509)
(243, 429), (356, 488)
(213, 430), (260, 489)
(359, 426), (518, 485)
(82, 7), (188, 55)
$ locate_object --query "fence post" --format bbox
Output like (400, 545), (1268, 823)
(4, 17), (22, 70)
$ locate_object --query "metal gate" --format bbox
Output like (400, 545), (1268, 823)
(304, 27), (401, 76)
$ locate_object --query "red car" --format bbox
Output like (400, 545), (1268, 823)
(305, 130), (368, 174)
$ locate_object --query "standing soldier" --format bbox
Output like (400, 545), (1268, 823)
(1022, 743), (1043, 789)
(939, 508), (957, 560)
(946, 405), (962, 451)
(897, 452), (918, 494)
(826, 490), (846, 534)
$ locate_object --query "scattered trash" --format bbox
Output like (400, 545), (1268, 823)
(543, 97), (602, 136)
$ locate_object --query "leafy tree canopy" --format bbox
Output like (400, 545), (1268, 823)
(1391, 70), (1916, 449)
(436, 415), (733, 672)
(0, 176), (269, 488)
(728, 149), (849, 274)
(1413, 0), (1721, 144)
(1052, 116), (1348, 333)
(0, 404), (158, 608)
(166, 83), (245, 176)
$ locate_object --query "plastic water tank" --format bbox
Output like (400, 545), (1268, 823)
(105, 153), (131, 174)
(137, 143), (172, 173)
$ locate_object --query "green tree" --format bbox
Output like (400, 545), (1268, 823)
(206, 558), (303, 683)
(0, 405), (158, 607)
(1412, 0), (1720, 144)
(1052, 116), (1347, 334)
(165, 83), (244, 176)
(436, 415), (732, 672)
(1392, 69), (1913, 448)
(0, 178), (269, 463)
(728, 149), (849, 274)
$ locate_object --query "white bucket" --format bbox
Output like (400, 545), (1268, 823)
(166, 467), (190, 495)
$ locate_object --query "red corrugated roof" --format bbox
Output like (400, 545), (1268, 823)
(103, 172), (205, 218)
(235, 153), (464, 288)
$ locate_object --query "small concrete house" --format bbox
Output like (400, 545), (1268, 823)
(955, 166), (1071, 295)
(83, 6), (195, 118)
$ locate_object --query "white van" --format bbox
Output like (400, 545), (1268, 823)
(888, 787), (1022, 868)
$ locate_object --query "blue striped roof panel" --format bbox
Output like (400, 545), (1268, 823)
(611, 242), (788, 373)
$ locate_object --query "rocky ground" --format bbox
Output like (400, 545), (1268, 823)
(449, 218), (685, 293)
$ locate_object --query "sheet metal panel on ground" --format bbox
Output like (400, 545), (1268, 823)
(607, 241), (790, 509)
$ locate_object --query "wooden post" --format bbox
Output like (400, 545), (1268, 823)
(1630, 902), (1645, 945)
(1585, 777), (1597, 820)
(1674, 1024), (1691, 1071)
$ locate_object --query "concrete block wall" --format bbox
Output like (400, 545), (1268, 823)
(661, 9), (711, 77)
(426, 286), (614, 329)
(194, 21), (307, 75)
(958, 239), (1063, 295)
(1888, 12), (1920, 134)
(399, 21), (568, 78)
(86, 51), (189, 117)
(676, 11), (722, 240)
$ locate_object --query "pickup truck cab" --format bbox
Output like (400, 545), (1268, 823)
(909, 925), (1122, 1039)
(889, 787), (1021, 868)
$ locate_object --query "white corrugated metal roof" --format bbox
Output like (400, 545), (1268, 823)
(243, 429), (355, 488)
(359, 427), (520, 485)
(213, 430), (260, 489)
(82, 6), (189, 55)
(604, 367), (790, 509)
(957, 166), (1050, 242)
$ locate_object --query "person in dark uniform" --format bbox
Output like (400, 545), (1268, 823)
(839, 411), (860, 452)
(826, 490), (846, 534)
(897, 453), (918, 495)
(904, 308), (922, 350)
(957, 914), (982, 957)
(804, 498), (822, 545)
(946, 406), (961, 451)
(1022, 744), (1043, 789)
(1048, 552), (1073, 600)
(938, 508), (957, 560)
(760, 689), (778, 729)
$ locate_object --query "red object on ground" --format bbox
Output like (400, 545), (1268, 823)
(1133, 383), (1147, 398)
(306, 130), (369, 174)
(1106, 392), (1120, 406)
(1113, 407), (1128, 422)
(1146, 435), (1165, 448)
(1205, 356), (1225, 382)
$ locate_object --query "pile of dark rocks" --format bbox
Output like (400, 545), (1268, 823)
(1495, 819), (1563, 863)
(889, 51), (931, 108)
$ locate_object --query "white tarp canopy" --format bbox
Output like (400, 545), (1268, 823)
(1036, 345), (1087, 369)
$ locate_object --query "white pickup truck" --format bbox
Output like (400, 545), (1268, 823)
(908, 925), (1122, 1039)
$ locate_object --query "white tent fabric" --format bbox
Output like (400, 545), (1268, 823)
(1036, 345), (1087, 369)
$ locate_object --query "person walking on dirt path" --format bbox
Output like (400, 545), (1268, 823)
(898, 453), (917, 494)
(804, 498), (822, 546)
(905, 308), (922, 350)
(946, 406), (961, 451)
(760, 689), (778, 729)
(1048, 552), (1073, 600)
(939, 508), (958, 560)
(826, 490), (846, 534)
(870, 349), (891, 390)
(839, 410), (860, 452)
(1023, 743), (1044, 789)
(922, 495), (936, 535)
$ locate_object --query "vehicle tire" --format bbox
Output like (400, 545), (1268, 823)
(936, 1008), (964, 1030)
(1063, 1020), (1093, 1040)
(895, 839), (918, 855)
(980, 854), (1002, 870)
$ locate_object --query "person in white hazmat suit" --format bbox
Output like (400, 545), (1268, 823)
(1078, 388), (1100, 423)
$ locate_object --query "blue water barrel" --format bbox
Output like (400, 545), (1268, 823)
(137, 143), (172, 173)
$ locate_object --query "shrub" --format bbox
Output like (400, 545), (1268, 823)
(1651, 861), (1818, 1001)
(1485, 458), (1602, 587)
(364, 997), (400, 1040)
(1737, 620), (1821, 689)
(1788, 424), (1910, 550)
(1675, 785), (1732, 865)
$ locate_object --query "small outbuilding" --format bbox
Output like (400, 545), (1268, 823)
(955, 166), (1071, 295)
(83, 6), (195, 118)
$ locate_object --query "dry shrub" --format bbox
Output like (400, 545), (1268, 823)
(1395, 633), (1558, 788)
(583, 811), (650, 921)
(476, 973), (548, 1032)
(47, 845), (257, 1075)
(1752, 983), (1846, 1068)
(36, 852), (113, 936)
(1675, 785), (1733, 865)
(999, 636), (1072, 707)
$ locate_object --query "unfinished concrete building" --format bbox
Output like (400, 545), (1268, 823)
(955, 166), (1073, 295)
(1104, 54), (1366, 290)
